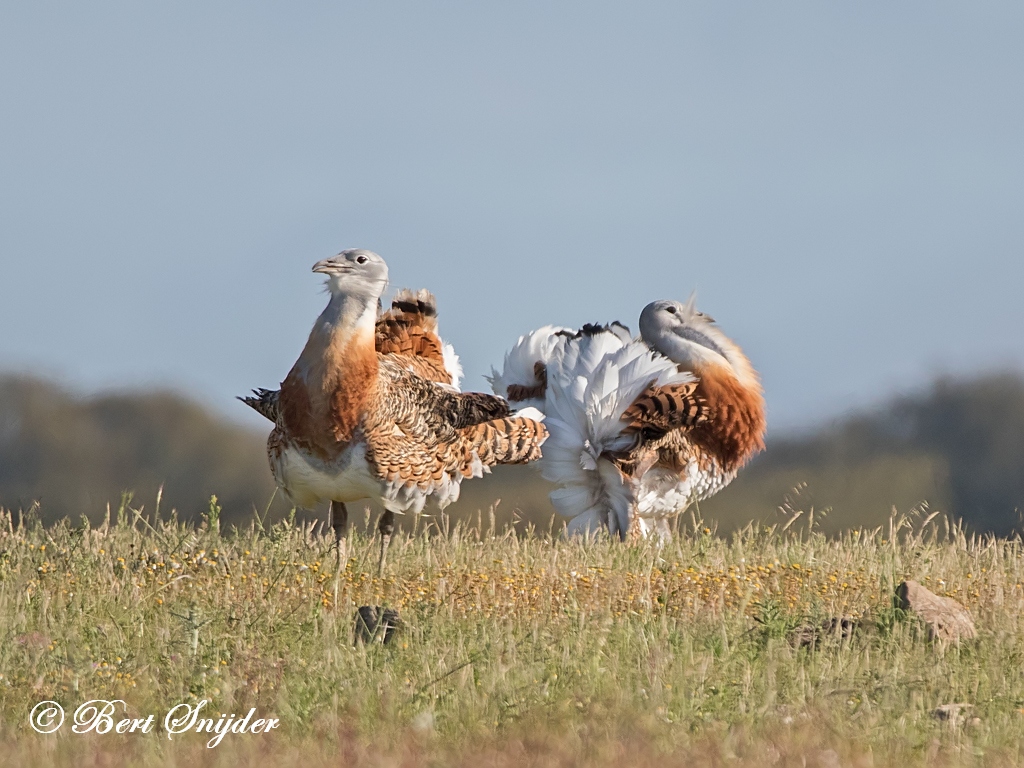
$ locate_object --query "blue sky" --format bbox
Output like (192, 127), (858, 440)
(2, 2), (1022, 432)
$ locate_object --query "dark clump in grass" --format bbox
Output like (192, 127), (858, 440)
(0, 498), (1023, 766)
(353, 606), (401, 645)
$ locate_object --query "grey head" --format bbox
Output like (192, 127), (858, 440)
(639, 298), (735, 372)
(312, 249), (389, 301)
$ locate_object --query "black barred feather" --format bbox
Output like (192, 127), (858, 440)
(238, 388), (280, 423)
(506, 361), (548, 403)
(621, 382), (707, 439)
(554, 321), (631, 342)
(441, 391), (512, 427)
(390, 297), (437, 318)
(459, 415), (547, 468)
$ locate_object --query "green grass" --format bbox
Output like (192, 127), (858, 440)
(1, 499), (1024, 767)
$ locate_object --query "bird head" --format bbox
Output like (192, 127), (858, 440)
(312, 249), (389, 301)
(639, 297), (758, 390)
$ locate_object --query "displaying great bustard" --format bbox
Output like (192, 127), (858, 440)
(241, 250), (548, 570)
(489, 298), (765, 539)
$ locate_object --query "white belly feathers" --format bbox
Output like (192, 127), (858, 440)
(273, 440), (383, 510)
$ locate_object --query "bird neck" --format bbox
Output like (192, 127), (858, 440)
(281, 291), (381, 453)
(651, 333), (723, 374)
(315, 291), (379, 338)
(304, 291), (380, 385)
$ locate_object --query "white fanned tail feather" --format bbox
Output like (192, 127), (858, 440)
(538, 328), (695, 538)
(440, 341), (463, 390)
(485, 325), (569, 410)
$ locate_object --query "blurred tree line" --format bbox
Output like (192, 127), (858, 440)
(1, 371), (1023, 536)
(0, 375), (277, 525)
(712, 372), (1024, 537)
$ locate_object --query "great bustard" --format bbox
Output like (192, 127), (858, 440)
(241, 250), (548, 570)
(488, 298), (765, 539)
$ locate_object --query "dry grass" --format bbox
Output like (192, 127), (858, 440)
(1, 498), (1024, 767)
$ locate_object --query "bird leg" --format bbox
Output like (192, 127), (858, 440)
(330, 500), (348, 569)
(377, 509), (395, 575)
(626, 512), (645, 543)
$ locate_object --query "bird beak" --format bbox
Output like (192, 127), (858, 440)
(312, 258), (345, 275)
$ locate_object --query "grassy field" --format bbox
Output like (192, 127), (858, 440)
(1, 498), (1024, 767)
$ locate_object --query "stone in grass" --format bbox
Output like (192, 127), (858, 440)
(896, 580), (977, 643)
(789, 617), (858, 649)
(354, 606), (401, 645)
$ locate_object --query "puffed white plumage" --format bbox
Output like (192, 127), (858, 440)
(541, 326), (697, 538)
(486, 325), (570, 411)
(491, 300), (765, 540)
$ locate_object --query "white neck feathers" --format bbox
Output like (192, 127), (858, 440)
(315, 292), (378, 337)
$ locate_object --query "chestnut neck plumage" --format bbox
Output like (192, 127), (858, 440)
(282, 288), (382, 457)
(688, 359), (766, 473)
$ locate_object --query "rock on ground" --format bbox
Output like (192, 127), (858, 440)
(896, 580), (977, 643)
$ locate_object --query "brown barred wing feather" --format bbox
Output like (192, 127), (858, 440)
(391, 353), (452, 385)
(506, 361), (547, 403)
(364, 358), (545, 494)
(380, 288), (439, 331)
(621, 381), (707, 439)
(441, 391), (512, 426)
(458, 415), (548, 472)
(375, 289), (451, 385)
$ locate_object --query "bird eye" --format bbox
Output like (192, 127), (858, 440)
(356, 255), (368, 264)
(666, 306), (677, 315)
